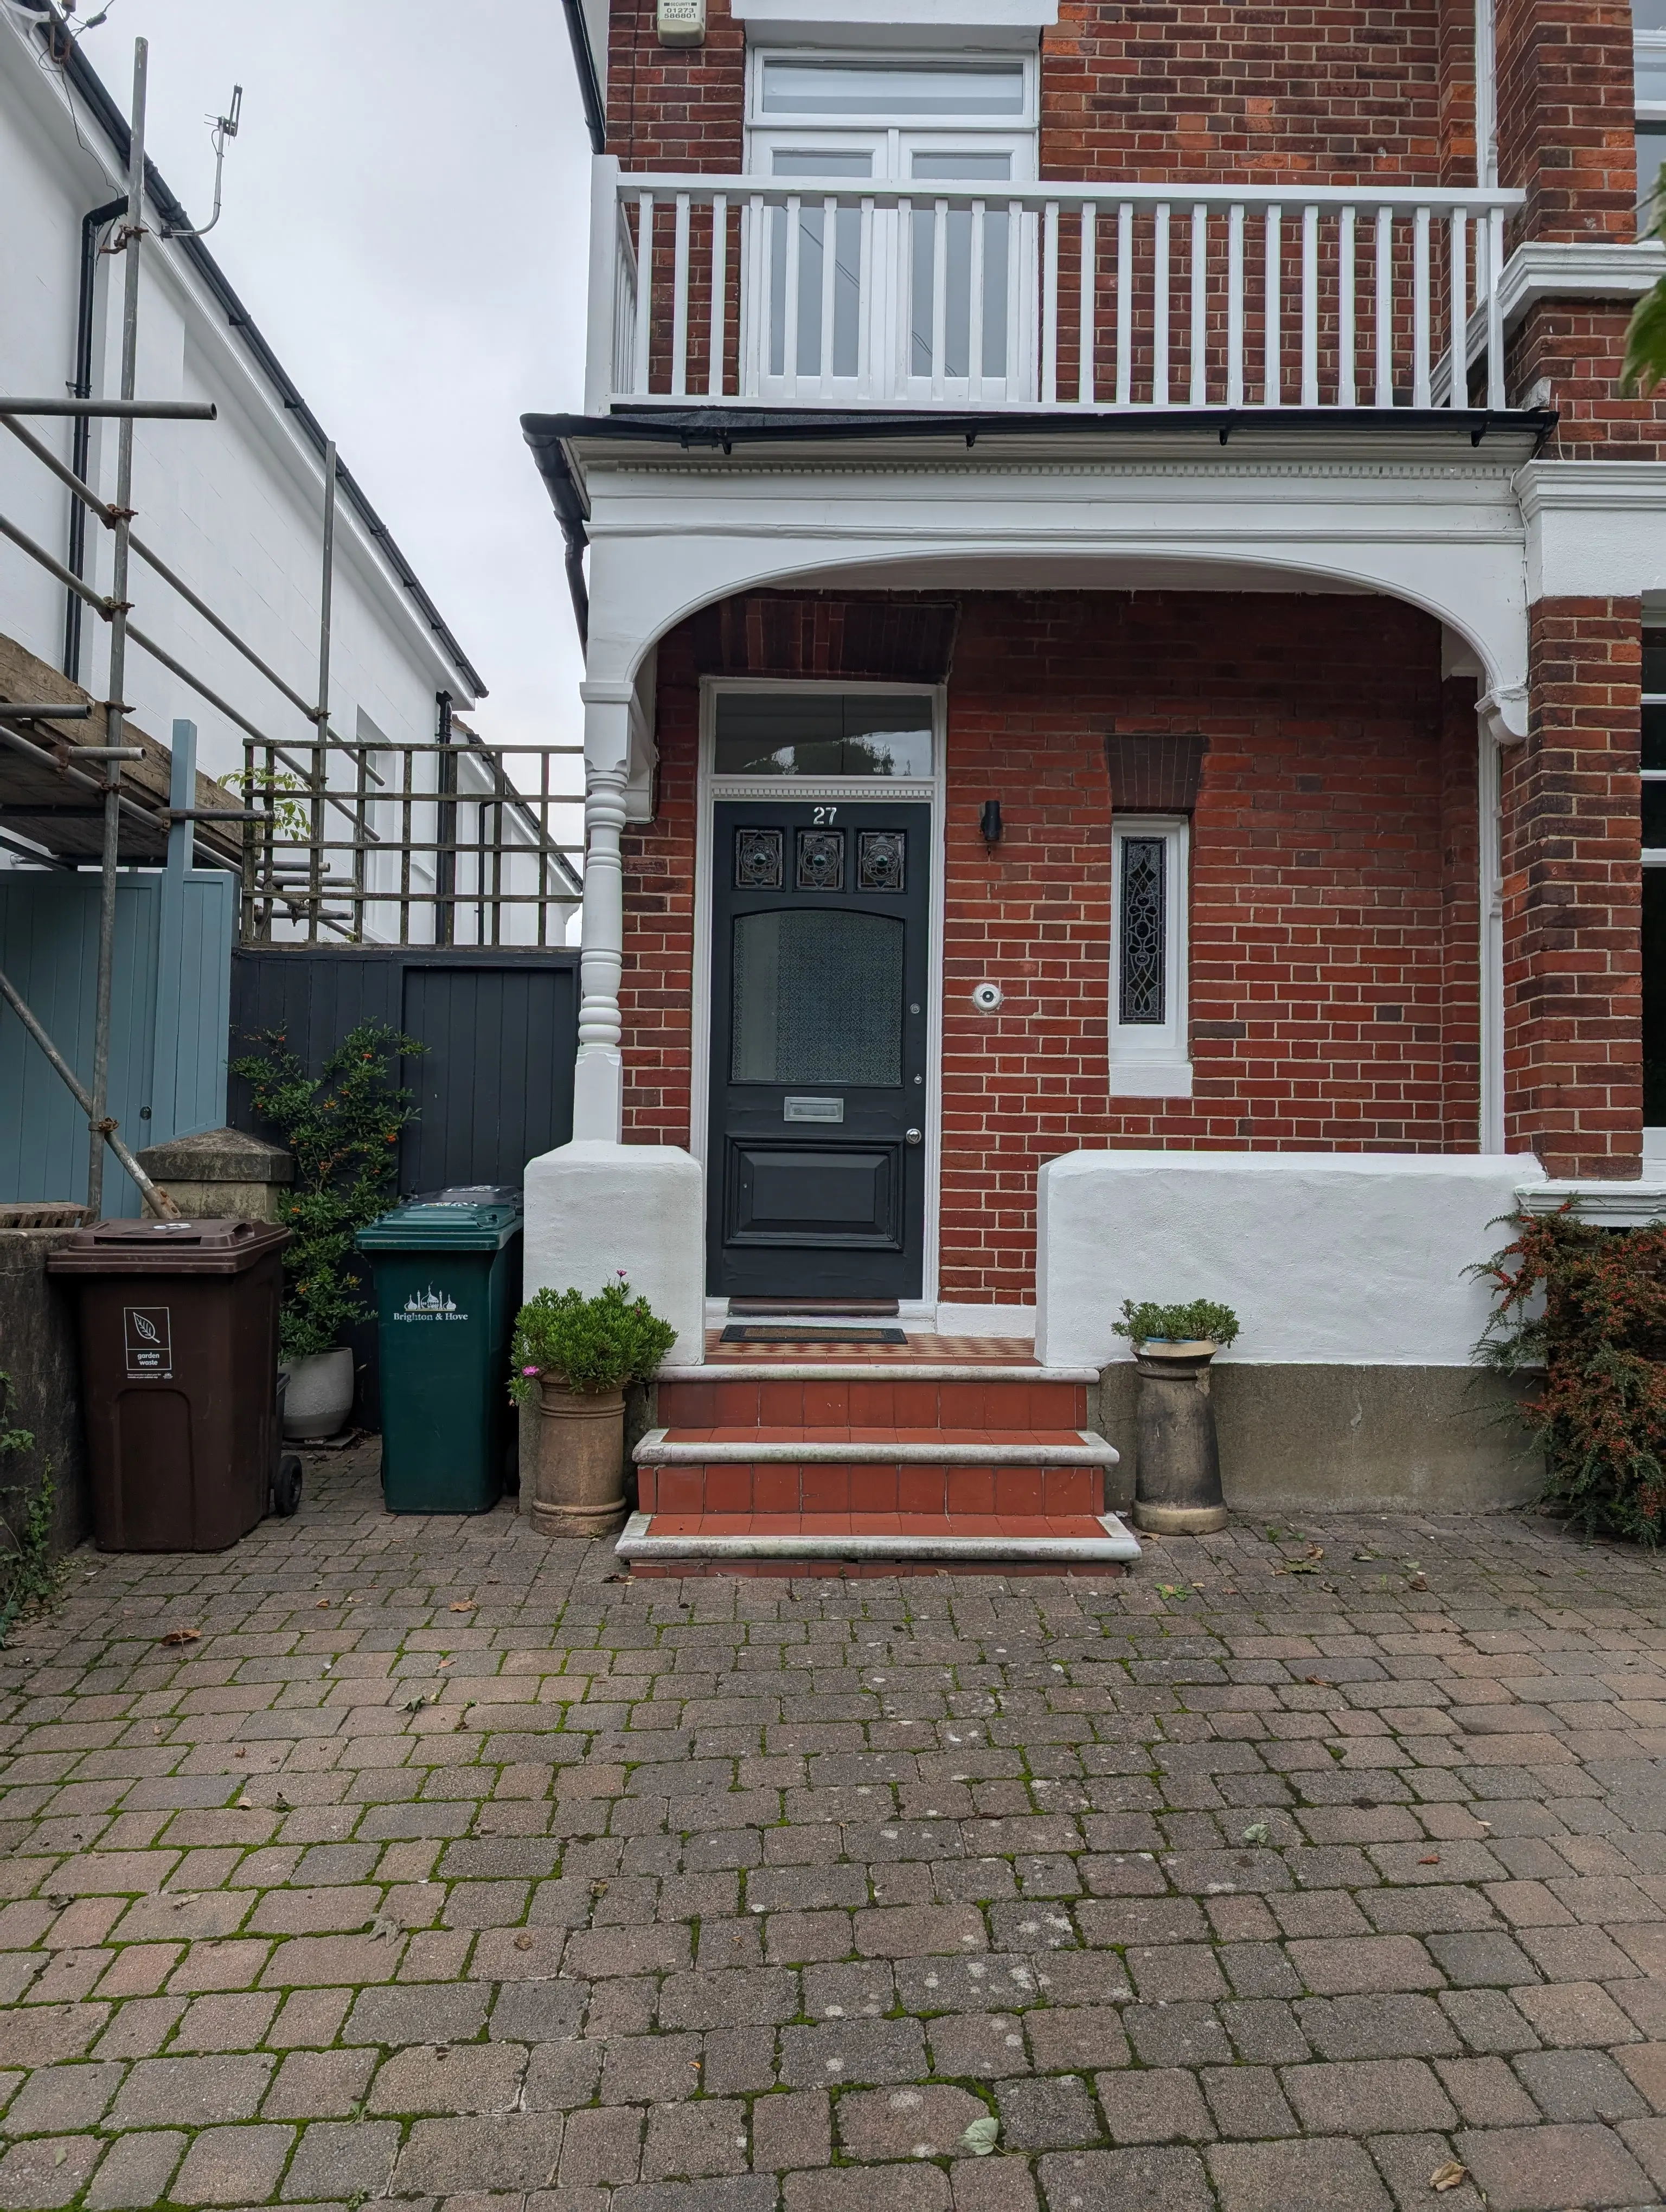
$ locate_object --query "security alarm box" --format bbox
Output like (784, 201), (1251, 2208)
(657, 0), (705, 44)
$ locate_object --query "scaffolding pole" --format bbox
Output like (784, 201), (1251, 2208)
(86, 36), (148, 1218)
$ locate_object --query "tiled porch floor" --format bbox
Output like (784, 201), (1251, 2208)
(704, 1332), (1039, 1364)
(4, 1446), (1666, 2210)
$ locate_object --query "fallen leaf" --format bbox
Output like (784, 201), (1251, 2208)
(315, 1597), (330, 1608)
(601, 1571), (633, 1583)
(367, 1912), (402, 1941)
(1419, 1854), (1440, 1865)
(1241, 1821), (1270, 1846)
(1353, 1549), (1380, 1562)
(159, 1628), (200, 1646)
(53, 2147), (67, 2167)
(449, 1599), (475, 1613)
(958, 2115), (999, 2157)
(1304, 1542), (1324, 1561)
(514, 1931), (535, 1951)
(1535, 1566), (1552, 1577)
(1305, 1675), (1331, 1687)
(1406, 1574), (1429, 1591)
(234, 1747), (246, 1758)
(403, 1693), (436, 1714)
(1429, 2160), (1468, 2192)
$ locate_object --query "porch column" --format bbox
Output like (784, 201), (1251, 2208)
(572, 685), (631, 1142)
(1498, 597), (1643, 1177)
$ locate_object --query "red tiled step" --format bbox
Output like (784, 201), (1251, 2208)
(616, 1508), (1140, 1578)
(657, 1364), (1094, 1431)
(632, 1426), (1116, 1517)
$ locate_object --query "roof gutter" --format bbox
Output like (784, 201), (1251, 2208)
(560, 0), (607, 156)
(521, 416), (592, 649)
(526, 404), (1560, 455)
(36, 18), (488, 700)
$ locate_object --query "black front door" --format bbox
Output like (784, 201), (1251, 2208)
(709, 799), (930, 1300)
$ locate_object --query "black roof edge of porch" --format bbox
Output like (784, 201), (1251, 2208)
(528, 404), (1557, 456)
(521, 404), (1559, 645)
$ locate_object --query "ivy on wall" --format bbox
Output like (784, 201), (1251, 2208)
(1474, 1207), (1666, 1545)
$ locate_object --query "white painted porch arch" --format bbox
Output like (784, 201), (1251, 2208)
(569, 443), (1534, 1140)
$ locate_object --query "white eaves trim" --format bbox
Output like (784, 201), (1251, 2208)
(732, 0), (1055, 47)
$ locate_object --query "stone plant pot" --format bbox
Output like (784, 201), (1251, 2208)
(529, 1380), (627, 1539)
(1132, 1340), (1229, 1534)
(280, 1348), (355, 1441)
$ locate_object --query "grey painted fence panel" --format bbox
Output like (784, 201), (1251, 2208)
(228, 948), (579, 1195)
(228, 946), (579, 1431)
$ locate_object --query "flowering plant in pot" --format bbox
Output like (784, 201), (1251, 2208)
(510, 1277), (677, 1538)
(1113, 1298), (1240, 1535)
(232, 1021), (424, 1438)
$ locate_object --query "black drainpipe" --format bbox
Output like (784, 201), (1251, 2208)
(435, 690), (457, 948)
(63, 194), (128, 682)
(560, 0), (607, 155)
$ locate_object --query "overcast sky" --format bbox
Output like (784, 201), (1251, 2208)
(73, 0), (594, 771)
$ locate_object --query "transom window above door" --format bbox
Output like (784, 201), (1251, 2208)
(713, 690), (935, 779)
(745, 48), (1038, 400)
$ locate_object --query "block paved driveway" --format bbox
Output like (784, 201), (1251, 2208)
(5, 1450), (1666, 2212)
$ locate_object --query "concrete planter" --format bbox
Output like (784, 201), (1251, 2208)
(1132, 1340), (1229, 1534)
(529, 1381), (627, 1539)
(280, 1348), (355, 1440)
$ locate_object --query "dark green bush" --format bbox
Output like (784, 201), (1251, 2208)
(232, 1022), (424, 1360)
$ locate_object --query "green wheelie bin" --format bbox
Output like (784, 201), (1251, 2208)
(356, 1186), (523, 1513)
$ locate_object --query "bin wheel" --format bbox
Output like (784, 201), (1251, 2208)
(272, 1455), (304, 1518)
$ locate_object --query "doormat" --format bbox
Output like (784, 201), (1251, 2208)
(720, 1324), (908, 1346)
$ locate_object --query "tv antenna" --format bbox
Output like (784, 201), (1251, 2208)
(163, 82), (242, 240)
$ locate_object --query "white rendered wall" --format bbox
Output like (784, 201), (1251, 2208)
(1035, 1149), (1548, 1369)
(0, 21), (480, 941)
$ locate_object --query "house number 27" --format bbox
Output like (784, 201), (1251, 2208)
(812, 805), (837, 823)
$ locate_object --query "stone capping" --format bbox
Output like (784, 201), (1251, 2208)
(136, 1126), (294, 1184)
(1517, 1178), (1666, 1227)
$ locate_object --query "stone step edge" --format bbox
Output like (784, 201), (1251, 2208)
(616, 1510), (1142, 1566)
(633, 1427), (1120, 1467)
(658, 1364), (1099, 1384)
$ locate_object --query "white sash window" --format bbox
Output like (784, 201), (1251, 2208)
(745, 52), (1039, 403)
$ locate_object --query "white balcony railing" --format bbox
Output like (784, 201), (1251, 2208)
(584, 157), (1527, 416)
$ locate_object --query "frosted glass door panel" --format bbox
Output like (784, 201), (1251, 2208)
(732, 909), (905, 1087)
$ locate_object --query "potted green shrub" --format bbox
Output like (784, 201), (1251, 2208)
(1113, 1297), (1240, 1534)
(510, 1277), (677, 1538)
(232, 1022), (423, 1439)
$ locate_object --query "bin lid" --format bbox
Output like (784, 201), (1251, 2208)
(46, 1216), (292, 1276)
(356, 1186), (523, 1252)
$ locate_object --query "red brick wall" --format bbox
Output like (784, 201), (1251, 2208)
(1508, 304), (1666, 459)
(1042, 0), (1441, 185)
(624, 589), (1482, 1302)
(1495, 0), (1635, 246)
(1501, 597), (1643, 1177)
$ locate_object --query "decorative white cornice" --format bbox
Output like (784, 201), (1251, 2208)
(1477, 684), (1528, 744)
(1495, 239), (1666, 335)
(1518, 1180), (1666, 1225)
(1515, 459), (1666, 519)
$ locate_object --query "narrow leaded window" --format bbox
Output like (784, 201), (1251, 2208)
(1110, 816), (1191, 1099)
(1118, 837), (1167, 1025)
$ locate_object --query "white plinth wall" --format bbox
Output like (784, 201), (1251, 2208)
(522, 1141), (706, 1366)
(1036, 1149), (1548, 1368)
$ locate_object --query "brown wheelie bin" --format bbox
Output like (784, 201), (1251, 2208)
(47, 1217), (291, 1551)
